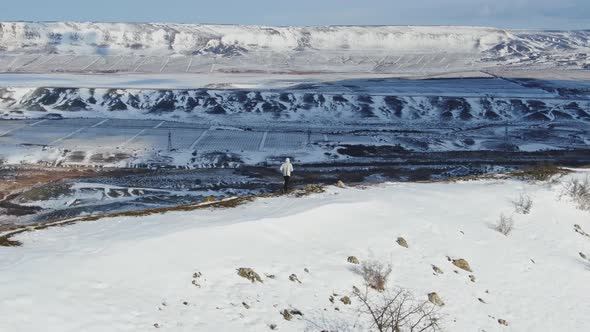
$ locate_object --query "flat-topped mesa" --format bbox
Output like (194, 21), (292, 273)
(0, 22), (586, 57)
(0, 23), (514, 55)
(1, 23), (589, 74)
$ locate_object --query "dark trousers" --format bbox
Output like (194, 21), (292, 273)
(283, 176), (290, 192)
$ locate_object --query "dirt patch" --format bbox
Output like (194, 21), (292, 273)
(67, 151), (86, 163)
(16, 182), (74, 203)
(0, 234), (23, 247)
(0, 168), (75, 198)
(509, 164), (570, 181)
(337, 144), (408, 158)
(89, 153), (131, 164)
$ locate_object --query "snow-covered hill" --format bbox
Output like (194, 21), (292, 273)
(1, 172), (589, 331)
(2, 86), (589, 124)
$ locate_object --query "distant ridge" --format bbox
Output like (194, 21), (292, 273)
(0, 22), (588, 57)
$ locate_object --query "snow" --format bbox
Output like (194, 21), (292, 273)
(0, 72), (334, 90)
(1, 172), (589, 331)
(0, 72), (526, 90)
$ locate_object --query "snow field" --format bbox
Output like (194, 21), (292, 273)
(1, 172), (589, 331)
(0, 53), (482, 75)
(0, 119), (335, 153)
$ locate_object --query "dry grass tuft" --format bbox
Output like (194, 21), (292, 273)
(354, 259), (392, 292)
(560, 176), (590, 212)
(494, 213), (514, 236)
(511, 193), (533, 214)
(509, 165), (569, 182)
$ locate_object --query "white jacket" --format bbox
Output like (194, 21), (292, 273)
(280, 158), (294, 176)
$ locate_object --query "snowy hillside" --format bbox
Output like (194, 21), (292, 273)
(2, 86), (590, 124)
(1, 171), (589, 331)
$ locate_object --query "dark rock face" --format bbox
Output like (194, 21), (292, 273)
(383, 96), (405, 118)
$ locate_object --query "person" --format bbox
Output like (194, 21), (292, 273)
(279, 158), (294, 193)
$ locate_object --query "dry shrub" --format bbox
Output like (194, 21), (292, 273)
(494, 213), (514, 236)
(355, 259), (392, 292)
(560, 176), (590, 212)
(353, 287), (442, 332)
(511, 193), (533, 214)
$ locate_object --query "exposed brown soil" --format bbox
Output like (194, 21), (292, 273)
(0, 166), (150, 225)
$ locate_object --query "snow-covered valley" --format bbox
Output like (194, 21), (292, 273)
(1, 16), (590, 332)
(0, 24), (589, 228)
(1, 170), (589, 331)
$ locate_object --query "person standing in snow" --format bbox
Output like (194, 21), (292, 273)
(279, 158), (294, 193)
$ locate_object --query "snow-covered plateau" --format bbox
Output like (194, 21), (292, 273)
(1, 170), (589, 331)
(0, 23), (589, 76)
(0, 23), (514, 54)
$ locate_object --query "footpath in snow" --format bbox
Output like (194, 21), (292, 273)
(1, 172), (589, 331)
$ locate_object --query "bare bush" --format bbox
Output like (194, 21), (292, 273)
(355, 259), (392, 292)
(560, 177), (590, 212)
(511, 193), (533, 214)
(494, 213), (514, 236)
(353, 287), (442, 332)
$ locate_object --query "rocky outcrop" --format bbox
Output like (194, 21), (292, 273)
(452, 258), (473, 272)
(428, 292), (445, 306)
(237, 267), (263, 283)
(347, 256), (360, 264)
(396, 237), (409, 248)
(2, 87), (589, 124)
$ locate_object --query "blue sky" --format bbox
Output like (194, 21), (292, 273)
(1, 0), (588, 29)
